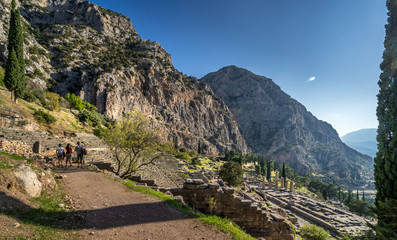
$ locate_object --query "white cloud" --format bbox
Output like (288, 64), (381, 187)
(308, 76), (316, 82)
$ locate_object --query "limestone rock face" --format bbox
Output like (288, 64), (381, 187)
(202, 66), (373, 184)
(0, 0), (247, 154)
(13, 164), (43, 197)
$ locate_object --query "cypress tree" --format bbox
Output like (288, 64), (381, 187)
(374, 1), (397, 238)
(282, 162), (286, 179)
(362, 191), (365, 202)
(197, 140), (201, 155)
(356, 189), (359, 200)
(4, 49), (19, 96)
(4, 0), (25, 101)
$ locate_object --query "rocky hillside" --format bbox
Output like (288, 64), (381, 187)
(0, 0), (247, 154)
(202, 66), (373, 183)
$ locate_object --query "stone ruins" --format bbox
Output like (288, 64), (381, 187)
(170, 179), (295, 240)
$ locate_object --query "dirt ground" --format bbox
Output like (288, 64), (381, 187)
(58, 167), (232, 240)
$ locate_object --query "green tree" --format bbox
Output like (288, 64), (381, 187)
(374, 1), (397, 238)
(0, 66), (4, 86)
(219, 161), (244, 186)
(356, 190), (359, 200)
(362, 191), (365, 202)
(282, 162), (286, 179)
(4, 0), (25, 101)
(197, 140), (202, 155)
(255, 164), (262, 175)
(99, 110), (174, 179)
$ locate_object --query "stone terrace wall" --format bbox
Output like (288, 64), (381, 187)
(170, 179), (295, 240)
(0, 138), (35, 159)
(0, 106), (32, 129)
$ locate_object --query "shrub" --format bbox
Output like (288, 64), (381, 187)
(299, 224), (330, 240)
(101, 116), (116, 128)
(23, 91), (36, 102)
(34, 109), (56, 124)
(43, 92), (60, 111)
(32, 90), (48, 107)
(219, 161), (244, 186)
(65, 93), (97, 111)
(191, 157), (201, 166)
(175, 151), (192, 162)
(78, 109), (101, 127)
(33, 68), (44, 78)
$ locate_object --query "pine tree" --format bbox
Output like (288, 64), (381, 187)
(4, 0), (25, 101)
(374, 1), (397, 238)
(356, 189), (359, 200)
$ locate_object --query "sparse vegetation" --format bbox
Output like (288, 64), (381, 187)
(299, 224), (330, 240)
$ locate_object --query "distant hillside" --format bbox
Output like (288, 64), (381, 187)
(341, 128), (377, 158)
(202, 66), (373, 185)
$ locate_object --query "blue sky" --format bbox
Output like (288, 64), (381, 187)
(91, 0), (387, 136)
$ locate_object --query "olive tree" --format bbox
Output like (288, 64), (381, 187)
(100, 110), (174, 179)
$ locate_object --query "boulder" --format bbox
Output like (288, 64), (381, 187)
(13, 164), (43, 197)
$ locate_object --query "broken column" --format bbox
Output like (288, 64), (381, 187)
(262, 176), (266, 189)
(290, 181), (294, 192)
(32, 141), (41, 154)
(285, 179), (289, 191)
(281, 177), (284, 188)
(275, 172), (279, 189)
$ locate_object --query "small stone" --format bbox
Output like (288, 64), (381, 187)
(14, 223), (21, 228)
(58, 203), (65, 208)
(89, 232), (95, 235)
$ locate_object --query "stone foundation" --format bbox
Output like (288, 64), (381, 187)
(170, 179), (295, 240)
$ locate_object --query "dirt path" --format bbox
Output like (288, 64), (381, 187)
(57, 167), (232, 240)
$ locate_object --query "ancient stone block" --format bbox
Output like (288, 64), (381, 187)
(32, 141), (41, 153)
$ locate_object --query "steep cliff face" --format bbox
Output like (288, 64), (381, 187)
(202, 66), (373, 182)
(0, 0), (247, 154)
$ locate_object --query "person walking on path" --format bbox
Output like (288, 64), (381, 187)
(56, 144), (65, 168)
(65, 143), (73, 167)
(75, 141), (84, 168)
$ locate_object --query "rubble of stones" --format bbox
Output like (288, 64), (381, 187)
(245, 172), (372, 236)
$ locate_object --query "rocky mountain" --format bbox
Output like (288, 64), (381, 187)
(341, 128), (377, 158)
(202, 66), (373, 183)
(0, 0), (247, 154)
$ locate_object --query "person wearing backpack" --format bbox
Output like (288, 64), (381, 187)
(65, 143), (73, 167)
(75, 141), (85, 168)
(56, 144), (65, 168)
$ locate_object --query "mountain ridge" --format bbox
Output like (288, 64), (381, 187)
(341, 128), (377, 158)
(202, 65), (373, 184)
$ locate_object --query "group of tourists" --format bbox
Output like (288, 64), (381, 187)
(56, 141), (87, 168)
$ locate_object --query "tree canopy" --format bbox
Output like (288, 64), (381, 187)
(99, 110), (174, 179)
(4, 0), (26, 101)
(219, 161), (244, 186)
(374, 0), (397, 238)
